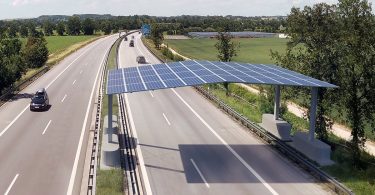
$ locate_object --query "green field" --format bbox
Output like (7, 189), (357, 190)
(164, 38), (289, 64)
(20, 35), (99, 54)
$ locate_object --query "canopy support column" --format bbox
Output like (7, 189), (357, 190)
(274, 85), (281, 120)
(308, 87), (318, 141)
(224, 82), (229, 96)
(108, 94), (113, 142)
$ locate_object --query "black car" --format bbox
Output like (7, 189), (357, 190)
(136, 55), (146, 64)
(129, 40), (134, 47)
(30, 88), (49, 111)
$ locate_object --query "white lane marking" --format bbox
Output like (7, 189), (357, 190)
(0, 106), (28, 137)
(42, 120), (52, 135)
(190, 159), (209, 188)
(171, 88), (279, 195)
(149, 91), (154, 98)
(72, 80), (76, 85)
(125, 94), (153, 195)
(162, 113), (171, 126)
(79, 70), (83, 74)
(66, 40), (110, 195)
(61, 94), (67, 102)
(0, 36), (109, 138)
(4, 174), (19, 195)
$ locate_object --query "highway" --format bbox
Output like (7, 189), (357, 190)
(119, 34), (333, 195)
(0, 34), (118, 195)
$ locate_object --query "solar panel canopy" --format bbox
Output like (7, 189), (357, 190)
(107, 60), (337, 95)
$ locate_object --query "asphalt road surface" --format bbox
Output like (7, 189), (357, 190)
(118, 34), (333, 195)
(0, 34), (118, 195)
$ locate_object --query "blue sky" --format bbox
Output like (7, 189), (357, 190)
(0, 0), (374, 20)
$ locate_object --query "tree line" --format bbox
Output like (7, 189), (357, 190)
(272, 0), (375, 165)
(0, 14), (286, 38)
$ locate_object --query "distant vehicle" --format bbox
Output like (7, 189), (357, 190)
(30, 88), (49, 111)
(124, 37), (128, 41)
(131, 35), (134, 39)
(136, 56), (146, 64)
(139, 31), (141, 34)
(129, 40), (134, 47)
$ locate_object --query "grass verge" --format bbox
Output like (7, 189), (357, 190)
(46, 35), (103, 65)
(145, 38), (375, 195)
(96, 37), (123, 194)
(96, 169), (124, 195)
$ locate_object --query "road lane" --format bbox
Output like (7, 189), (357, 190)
(0, 34), (118, 194)
(119, 34), (332, 195)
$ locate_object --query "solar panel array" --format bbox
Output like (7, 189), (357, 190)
(107, 60), (337, 94)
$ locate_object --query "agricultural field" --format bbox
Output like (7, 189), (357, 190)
(164, 37), (289, 64)
(20, 35), (99, 54)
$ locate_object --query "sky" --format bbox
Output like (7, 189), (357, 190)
(0, 0), (375, 20)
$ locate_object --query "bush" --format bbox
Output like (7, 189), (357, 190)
(173, 55), (184, 61)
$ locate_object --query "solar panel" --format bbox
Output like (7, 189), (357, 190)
(106, 60), (338, 94)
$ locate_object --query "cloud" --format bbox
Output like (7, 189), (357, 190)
(292, 0), (338, 8)
(12, 0), (45, 6)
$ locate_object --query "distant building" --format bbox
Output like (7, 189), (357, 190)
(278, 33), (289, 39)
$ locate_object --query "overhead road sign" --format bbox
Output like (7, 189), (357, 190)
(106, 60), (337, 95)
(141, 24), (151, 35)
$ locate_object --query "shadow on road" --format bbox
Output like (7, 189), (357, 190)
(9, 93), (33, 101)
(176, 144), (322, 184)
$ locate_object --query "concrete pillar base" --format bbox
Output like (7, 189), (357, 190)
(100, 115), (121, 170)
(259, 114), (292, 142)
(291, 132), (334, 166)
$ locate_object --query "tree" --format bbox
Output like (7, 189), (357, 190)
(82, 18), (95, 35)
(27, 21), (38, 37)
(272, 3), (340, 141)
(0, 38), (25, 93)
(22, 36), (49, 68)
(43, 21), (54, 36)
(150, 23), (164, 49)
(337, 0), (375, 165)
(7, 22), (18, 38)
(272, 0), (375, 165)
(215, 31), (239, 96)
(56, 21), (65, 36)
(215, 31), (238, 62)
(67, 16), (81, 35)
(101, 20), (112, 35)
(19, 24), (29, 37)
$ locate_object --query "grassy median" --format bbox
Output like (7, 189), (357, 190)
(96, 169), (123, 195)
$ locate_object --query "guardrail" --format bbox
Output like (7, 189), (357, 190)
(0, 66), (49, 107)
(142, 38), (354, 195)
